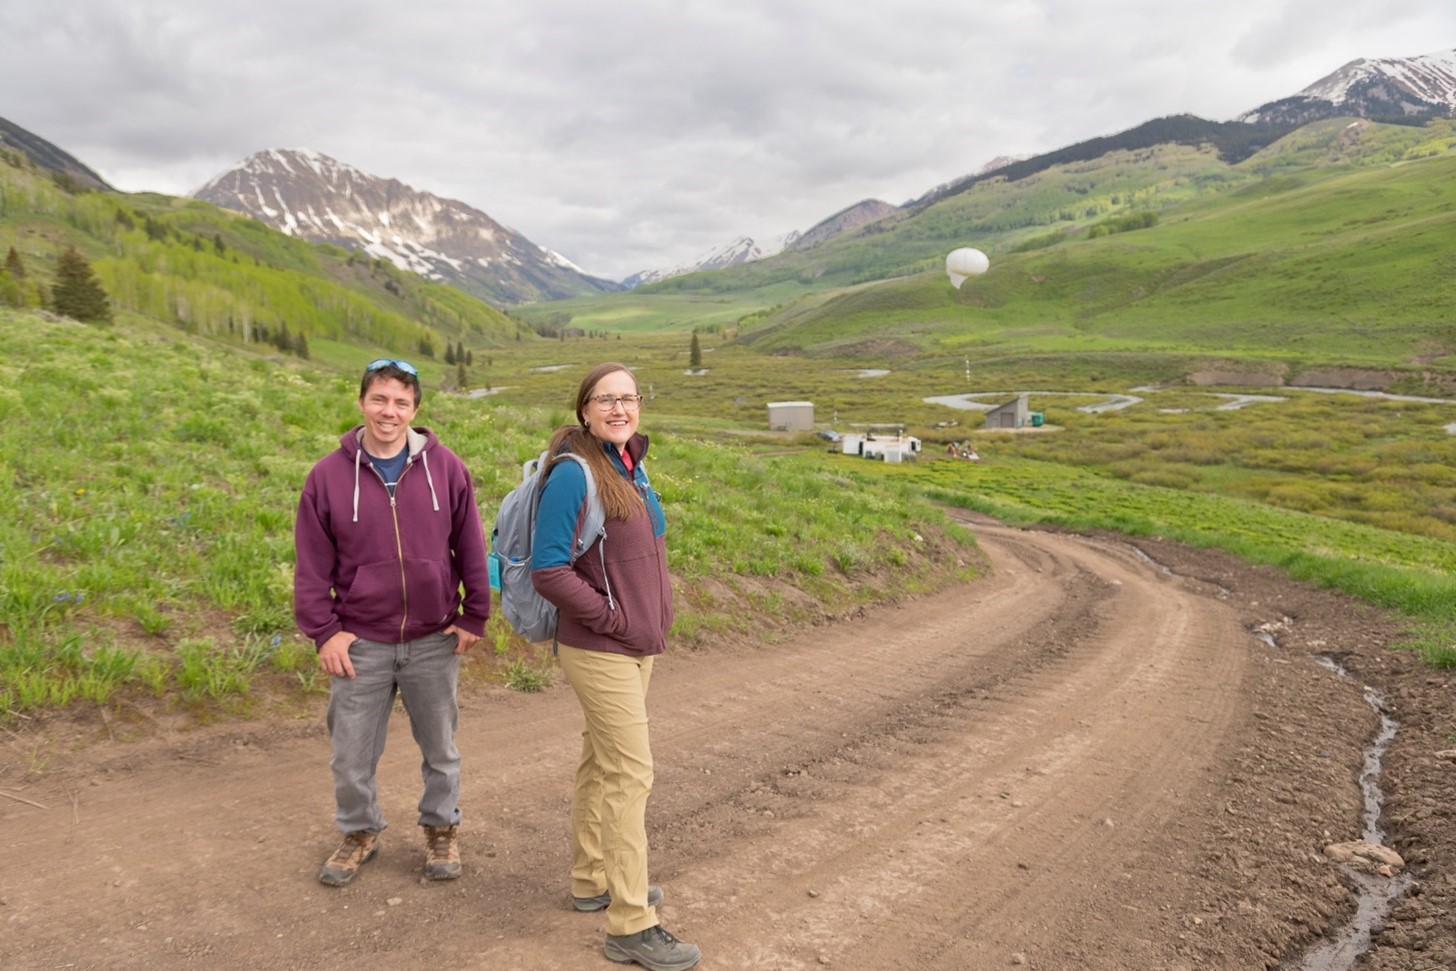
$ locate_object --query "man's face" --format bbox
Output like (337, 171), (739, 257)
(358, 377), (418, 456)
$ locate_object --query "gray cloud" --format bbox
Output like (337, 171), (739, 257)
(2, 0), (1453, 280)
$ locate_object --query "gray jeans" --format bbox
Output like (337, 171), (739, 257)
(326, 630), (462, 834)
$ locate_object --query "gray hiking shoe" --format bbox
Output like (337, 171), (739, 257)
(604, 924), (701, 971)
(318, 830), (379, 887)
(573, 884), (663, 912)
(423, 824), (461, 880)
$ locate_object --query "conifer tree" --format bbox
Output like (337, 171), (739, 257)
(50, 247), (113, 323)
(5, 246), (25, 279)
(689, 331), (702, 368)
(444, 341), (456, 365)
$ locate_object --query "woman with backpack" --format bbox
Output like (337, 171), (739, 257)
(530, 362), (699, 971)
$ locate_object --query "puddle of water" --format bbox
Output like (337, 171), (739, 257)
(1297, 655), (1413, 971)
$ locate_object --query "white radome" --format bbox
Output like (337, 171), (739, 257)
(946, 247), (990, 288)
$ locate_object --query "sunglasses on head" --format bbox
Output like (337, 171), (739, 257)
(365, 358), (418, 376)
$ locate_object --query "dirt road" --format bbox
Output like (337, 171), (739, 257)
(3, 517), (1451, 970)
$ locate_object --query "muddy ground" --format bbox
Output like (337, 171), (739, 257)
(1, 516), (1452, 970)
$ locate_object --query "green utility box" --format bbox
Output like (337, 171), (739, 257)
(1030, 412), (1044, 427)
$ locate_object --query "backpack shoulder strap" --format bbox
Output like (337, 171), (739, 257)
(543, 450), (607, 565)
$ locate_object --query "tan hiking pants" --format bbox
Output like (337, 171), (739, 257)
(557, 644), (657, 937)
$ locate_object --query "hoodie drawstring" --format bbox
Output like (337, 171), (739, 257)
(349, 427), (439, 520)
(352, 447), (362, 523)
(421, 450), (440, 512)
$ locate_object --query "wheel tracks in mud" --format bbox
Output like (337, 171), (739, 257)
(0, 522), (1289, 971)
(637, 522), (1257, 969)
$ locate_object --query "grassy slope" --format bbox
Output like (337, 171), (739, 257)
(0, 152), (522, 358)
(739, 150), (1456, 372)
(0, 311), (976, 718)
(524, 118), (1456, 377)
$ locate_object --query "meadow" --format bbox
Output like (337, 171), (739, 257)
(470, 331), (1456, 667)
(0, 311), (974, 722)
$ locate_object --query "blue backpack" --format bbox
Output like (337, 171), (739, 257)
(490, 450), (608, 643)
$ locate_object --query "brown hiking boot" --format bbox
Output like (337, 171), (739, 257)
(318, 830), (379, 887)
(423, 824), (461, 880)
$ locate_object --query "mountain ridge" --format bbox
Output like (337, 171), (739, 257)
(192, 148), (621, 307)
(0, 116), (113, 191)
(1239, 48), (1456, 126)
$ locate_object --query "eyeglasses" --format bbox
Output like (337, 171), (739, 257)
(589, 393), (643, 412)
(365, 358), (418, 376)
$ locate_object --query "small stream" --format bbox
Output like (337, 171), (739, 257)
(1294, 654), (1414, 971)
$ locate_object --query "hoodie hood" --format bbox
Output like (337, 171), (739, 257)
(340, 424), (442, 522)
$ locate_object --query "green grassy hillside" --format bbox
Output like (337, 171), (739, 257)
(0, 148), (523, 361)
(739, 149), (1456, 378)
(518, 118), (1456, 378)
(635, 117), (1456, 299)
(0, 310), (974, 720)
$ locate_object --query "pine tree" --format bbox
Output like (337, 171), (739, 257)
(5, 246), (25, 279)
(689, 331), (702, 368)
(444, 341), (456, 365)
(50, 247), (113, 323)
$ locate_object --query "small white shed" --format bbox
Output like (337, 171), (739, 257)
(767, 401), (815, 432)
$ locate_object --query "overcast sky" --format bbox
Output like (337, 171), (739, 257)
(3, 1), (1454, 282)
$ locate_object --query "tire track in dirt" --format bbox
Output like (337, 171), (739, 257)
(640, 521), (1254, 970)
(0, 520), (1371, 970)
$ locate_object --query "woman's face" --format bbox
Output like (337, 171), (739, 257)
(582, 369), (640, 448)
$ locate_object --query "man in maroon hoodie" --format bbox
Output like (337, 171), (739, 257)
(294, 358), (491, 887)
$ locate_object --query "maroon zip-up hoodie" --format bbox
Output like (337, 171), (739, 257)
(293, 425), (491, 648)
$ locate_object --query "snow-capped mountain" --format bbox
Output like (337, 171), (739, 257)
(192, 149), (620, 306)
(622, 198), (897, 288)
(1239, 48), (1456, 126)
(622, 232), (802, 288)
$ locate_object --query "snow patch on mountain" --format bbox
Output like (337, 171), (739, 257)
(192, 148), (619, 306)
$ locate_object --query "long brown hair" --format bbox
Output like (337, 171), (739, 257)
(544, 362), (645, 520)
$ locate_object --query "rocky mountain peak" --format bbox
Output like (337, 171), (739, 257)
(1239, 48), (1456, 126)
(192, 148), (618, 306)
